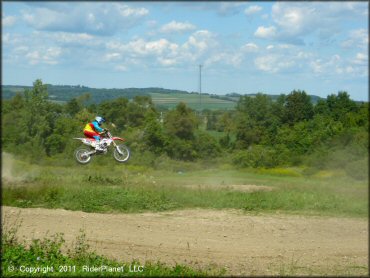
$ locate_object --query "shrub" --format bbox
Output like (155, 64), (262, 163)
(232, 145), (281, 168)
(194, 131), (221, 159)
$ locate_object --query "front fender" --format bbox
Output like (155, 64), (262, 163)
(112, 137), (125, 142)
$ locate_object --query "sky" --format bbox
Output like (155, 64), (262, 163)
(2, 1), (369, 101)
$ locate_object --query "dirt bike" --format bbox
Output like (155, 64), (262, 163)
(73, 129), (130, 164)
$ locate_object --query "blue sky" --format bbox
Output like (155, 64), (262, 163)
(2, 1), (368, 100)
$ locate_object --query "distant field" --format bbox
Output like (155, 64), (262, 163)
(150, 92), (236, 110)
(2, 85), (236, 110)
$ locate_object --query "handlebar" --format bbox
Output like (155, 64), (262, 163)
(100, 129), (109, 136)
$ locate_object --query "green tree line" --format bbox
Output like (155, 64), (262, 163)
(2, 80), (368, 179)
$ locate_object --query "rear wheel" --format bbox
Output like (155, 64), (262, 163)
(75, 147), (92, 164)
(113, 144), (130, 163)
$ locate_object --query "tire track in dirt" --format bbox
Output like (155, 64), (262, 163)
(2, 206), (368, 275)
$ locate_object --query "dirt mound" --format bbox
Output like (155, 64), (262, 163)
(2, 206), (368, 275)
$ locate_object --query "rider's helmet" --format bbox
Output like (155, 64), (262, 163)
(95, 116), (106, 125)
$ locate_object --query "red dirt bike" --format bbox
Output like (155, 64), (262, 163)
(73, 129), (130, 164)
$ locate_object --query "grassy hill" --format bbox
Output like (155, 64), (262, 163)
(2, 84), (326, 111)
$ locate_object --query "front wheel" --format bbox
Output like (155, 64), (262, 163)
(75, 147), (92, 164)
(113, 144), (130, 163)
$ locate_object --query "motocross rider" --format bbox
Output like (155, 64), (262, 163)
(83, 116), (107, 151)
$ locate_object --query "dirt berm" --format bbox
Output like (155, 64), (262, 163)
(2, 206), (368, 275)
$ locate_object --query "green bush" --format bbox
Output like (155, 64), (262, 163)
(165, 137), (196, 161)
(232, 145), (282, 168)
(194, 131), (221, 159)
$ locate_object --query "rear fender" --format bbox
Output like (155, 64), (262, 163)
(113, 137), (125, 142)
(74, 138), (95, 146)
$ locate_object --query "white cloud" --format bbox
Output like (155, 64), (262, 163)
(104, 29), (222, 69)
(104, 52), (122, 62)
(105, 37), (181, 68)
(157, 57), (178, 66)
(268, 2), (368, 45)
(254, 26), (276, 39)
(116, 4), (148, 17)
(217, 3), (247, 16)
(272, 3), (312, 35)
(44, 47), (62, 64)
(204, 52), (243, 68)
(341, 29), (368, 49)
(54, 32), (95, 45)
(297, 51), (313, 59)
(254, 54), (295, 73)
(3, 33), (10, 44)
(3, 15), (16, 27)
(131, 39), (177, 56)
(2, 33), (24, 45)
(309, 53), (368, 77)
(180, 2), (248, 17)
(352, 52), (368, 65)
(311, 58), (336, 74)
(114, 65), (127, 71)
(241, 43), (259, 52)
(14, 46), (29, 54)
(25, 47), (62, 65)
(21, 3), (149, 36)
(244, 5), (262, 15)
(160, 21), (196, 34)
(249, 44), (317, 75)
(183, 30), (217, 53)
(108, 38), (176, 56)
(145, 39), (173, 55)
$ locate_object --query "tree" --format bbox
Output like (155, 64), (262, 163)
(142, 114), (166, 154)
(125, 96), (156, 128)
(215, 111), (235, 133)
(45, 134), (66, 156)
(237, 93), (272, 125)
(97, 97), (129, 130)
(325, 91), (358, 122)
(235, 93), (274, 148)
(283, 90), (314, 125)
(66, 98), (82, 116)
(164, 102), (198, 140)
(22, 80), (53, 156)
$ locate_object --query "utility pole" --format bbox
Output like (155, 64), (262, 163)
(199, 64), (202, 112)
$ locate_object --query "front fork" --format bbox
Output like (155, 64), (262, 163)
(112, 140), (124, 155)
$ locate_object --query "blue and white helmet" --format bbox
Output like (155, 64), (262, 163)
(95, 116), (106, 125)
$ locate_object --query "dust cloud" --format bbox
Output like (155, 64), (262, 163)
(1, 152), (34, 183)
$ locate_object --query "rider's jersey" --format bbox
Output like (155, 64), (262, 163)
(84, 120), (103, 133)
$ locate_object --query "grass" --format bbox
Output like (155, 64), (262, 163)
(2, 215), (222, 277)
(2, 155), (368, 218)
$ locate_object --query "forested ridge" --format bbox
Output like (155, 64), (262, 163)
(2, 79), (368, 179)
(2, 84), (326, 105)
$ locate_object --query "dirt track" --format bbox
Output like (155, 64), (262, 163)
(2, 206), (368, 275)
